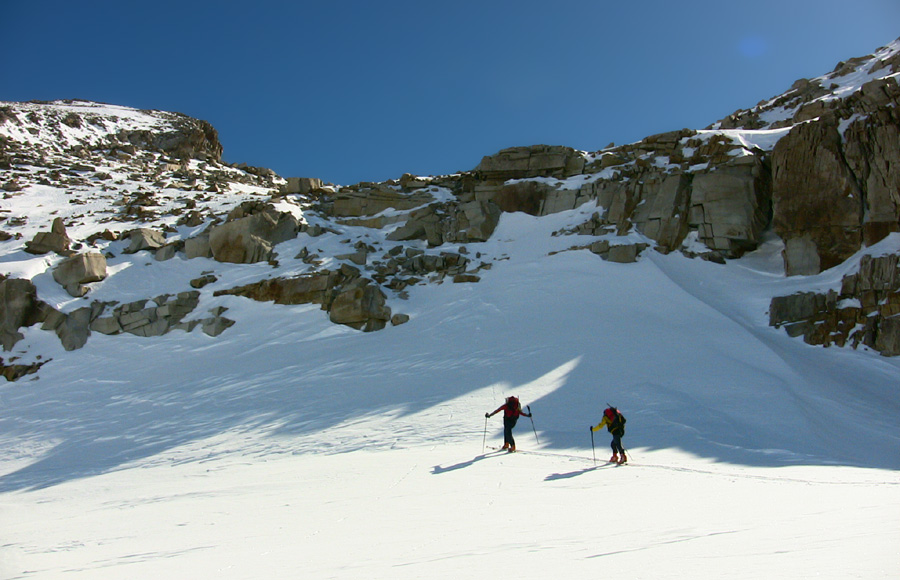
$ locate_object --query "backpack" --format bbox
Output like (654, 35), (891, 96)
(605, 407), (626, 432)
(504, 396), (520, 417)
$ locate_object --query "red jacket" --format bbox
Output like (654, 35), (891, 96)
(490, 399), (531, 419)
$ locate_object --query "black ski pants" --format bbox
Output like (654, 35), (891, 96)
(503, 416), (519, 447)
(610, 432), (625, 456)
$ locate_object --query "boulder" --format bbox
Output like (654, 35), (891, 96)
(24, 217), (71, 255)
(202, 315), (235, 337)
(281, 177), (323, 195)
(208, 209), (298, 264)
(190, 274), (218, 289)
(124, 228), (166, 254)
(184, 234), (212, 259)
(52, 252), (107, 296)
(606, 243), (648, 264)
(155, 243), (178, 261)
(391, 313), (410, 326)
(329, 279), (391, 332)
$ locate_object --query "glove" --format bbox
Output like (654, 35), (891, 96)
(485, 412), (490, 418)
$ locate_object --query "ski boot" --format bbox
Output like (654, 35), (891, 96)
(609, 454), (619, 463)
(617, 453), (627, 464)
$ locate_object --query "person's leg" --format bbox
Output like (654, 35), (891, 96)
(612, 433), (625, 462)
(505, 417), (518, 451)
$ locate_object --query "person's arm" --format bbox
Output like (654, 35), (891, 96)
(590, 416), (610, 432)
(485, 405), (504, 418)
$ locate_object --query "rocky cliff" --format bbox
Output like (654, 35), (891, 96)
(1, 39), (900, 378)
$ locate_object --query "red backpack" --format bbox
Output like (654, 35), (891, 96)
(504, 396), (520, 417)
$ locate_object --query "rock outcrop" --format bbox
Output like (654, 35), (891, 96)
(207, 203), (299, 264)
(1, 39), (900, 377)
(0, 277), (49, 350)
(214, 266), (394, 332)
(769, 253), (900, 355)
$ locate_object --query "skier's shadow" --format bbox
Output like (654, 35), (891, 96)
(432, 451), (505, 474)
(544, 464), (610, 480)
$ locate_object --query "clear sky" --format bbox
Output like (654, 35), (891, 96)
(3, 1), (898, 185)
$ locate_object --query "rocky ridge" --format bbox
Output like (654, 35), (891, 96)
(1, 39), (900, 379)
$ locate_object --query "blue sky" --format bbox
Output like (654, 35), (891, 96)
(3, 1), (899, 185)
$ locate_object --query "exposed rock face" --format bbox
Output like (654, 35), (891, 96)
(331, 185), (434, 218)
(1, 40), (900, 377)
(475, 145), (586, 181)
(689, 158), (772, 256)
(717, 44), (900, 275)
(769, 253), (900, 355)
(32, 291), (216, 351)
(843, 80), (900, 246)
(772, 119), (863, 275)
(90, 292), (202, 338)
(0, 278), (49, 350)
(121, 116), (223, 161)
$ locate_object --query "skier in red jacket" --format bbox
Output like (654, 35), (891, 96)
(486, 396), (531, 452)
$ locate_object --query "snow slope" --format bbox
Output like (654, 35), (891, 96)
(1, 200), (899, 578)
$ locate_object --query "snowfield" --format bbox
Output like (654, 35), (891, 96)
(1, 199), (899, 579)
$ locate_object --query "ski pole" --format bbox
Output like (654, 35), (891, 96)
(590, 427), (596, 465)
(482, 414), (488, 453)
(527, 405), (539, 445)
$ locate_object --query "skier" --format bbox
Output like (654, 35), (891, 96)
(591, 406), (627, 463)
(486, 396), (531, 452)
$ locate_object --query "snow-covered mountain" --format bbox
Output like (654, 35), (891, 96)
(1, 41), (898, 579)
